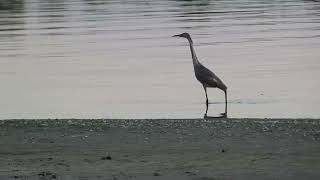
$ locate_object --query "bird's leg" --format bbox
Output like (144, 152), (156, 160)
(224, 90), (228, 115)
(204, 103), (208, 118)
(203, 85), (208, 106)
(203, 86), (208, 118)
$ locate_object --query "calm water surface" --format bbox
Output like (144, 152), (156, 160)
(0, 0), (320, 119)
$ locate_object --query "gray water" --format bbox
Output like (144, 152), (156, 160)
(0, 0), (320, 119)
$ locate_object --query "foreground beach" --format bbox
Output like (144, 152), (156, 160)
(0, 118), (320, 180)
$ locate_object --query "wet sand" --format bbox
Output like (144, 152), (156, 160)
(1, 118), (320, 180)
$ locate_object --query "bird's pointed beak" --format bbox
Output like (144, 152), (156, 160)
(172, 34), (180, 37)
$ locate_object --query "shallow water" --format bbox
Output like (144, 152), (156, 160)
(0, 0), (320, 119)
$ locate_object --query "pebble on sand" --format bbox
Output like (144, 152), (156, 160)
(101, 155), (112, 160)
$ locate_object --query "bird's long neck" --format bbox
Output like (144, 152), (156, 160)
(187, 38), (200, 66)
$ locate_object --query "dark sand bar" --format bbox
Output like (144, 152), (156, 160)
(1, 119), (320, 180)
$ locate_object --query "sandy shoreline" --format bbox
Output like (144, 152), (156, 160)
(1, 118), (320, 180)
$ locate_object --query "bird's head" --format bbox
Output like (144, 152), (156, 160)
(173, 32), (193, 43)
(173, 32), (191, 39)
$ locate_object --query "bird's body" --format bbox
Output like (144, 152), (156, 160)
(194, 62), (227, 90)
(173, 32), (228, 116)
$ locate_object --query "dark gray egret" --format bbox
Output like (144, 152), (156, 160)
(173, 32), (228, 115)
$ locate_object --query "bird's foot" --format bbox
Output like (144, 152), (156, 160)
(204, 113), (208, 118)
(219, 112), (227, 118)
(204, 115), (225, 119)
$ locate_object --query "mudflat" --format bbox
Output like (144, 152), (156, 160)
(0, 119), (320, 180)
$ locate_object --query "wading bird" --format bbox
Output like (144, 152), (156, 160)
(173, 32), (227, 116)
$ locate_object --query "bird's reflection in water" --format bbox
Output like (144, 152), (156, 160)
(204, 103), (227, 119)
